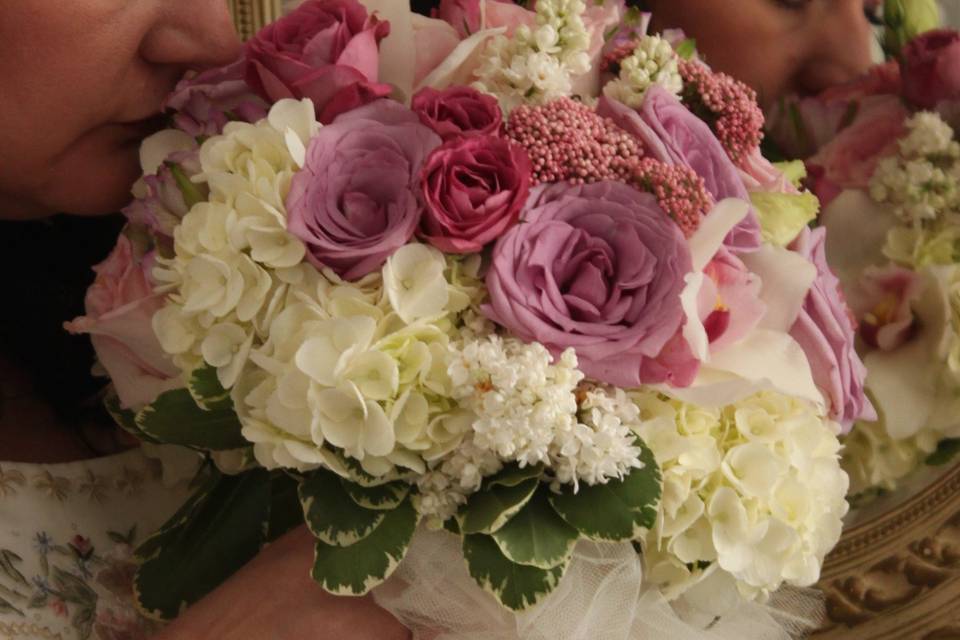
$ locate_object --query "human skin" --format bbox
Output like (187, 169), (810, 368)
(0, 0), (240, 220)
(646, 0), (875, 106)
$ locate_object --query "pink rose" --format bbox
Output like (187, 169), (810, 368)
(244, 0), (392, 123)
(286, 100), (441, 280)
(485, 181), (694, 388)
(820, 60), (902, 104)
(419, 135), (531, 253)
(411, 86), (502, 140)
(789, 228), (876, 431)
(164, 60), (269, 137)
(411, 15), (462, 88)
(122, 149), (203, 238)
(902, 29), (960, 110)
(738, 147), (800, 194)
(65, 235), (180, 409)
(434, 0), (534, 38)
(807, 96), (908, 204)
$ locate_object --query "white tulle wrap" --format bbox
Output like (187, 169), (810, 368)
(373, 528), (824, 640)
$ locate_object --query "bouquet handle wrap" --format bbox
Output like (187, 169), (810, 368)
(373, 528), (825, 640)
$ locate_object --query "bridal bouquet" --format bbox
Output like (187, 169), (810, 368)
(767, 22), (960, 498)
(69, 0), (871, 636)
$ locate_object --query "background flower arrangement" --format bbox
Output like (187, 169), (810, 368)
(766, 2), (960, 499)
(67, 0), (872, 631)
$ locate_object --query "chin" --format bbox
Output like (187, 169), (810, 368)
(45, 144), (142, 216)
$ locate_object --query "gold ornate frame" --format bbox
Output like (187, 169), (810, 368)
(229, 0), (282, 40)
(814, 462), (960, 639)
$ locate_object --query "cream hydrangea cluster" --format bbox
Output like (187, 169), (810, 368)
(603, 35), (683, 108)
(633, 390), (848, 601)
(871, 112), (960, 228)
(474, 0), (592, 111)
(152, 98), (319, 389)
(415, 335), (645, 521)
(842, 419), (940, 495)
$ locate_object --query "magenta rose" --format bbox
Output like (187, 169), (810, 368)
(411, 86), (503, 141)
(164, 60), (269, 137)
(419, 135), (530, 253)
(597, 88), (761, 252)
(902, 29), (960, 110)
(65, 234), (181, 409)
(245, 0), (392, 123)
(286, 100), (441, 280)
(789, 228), (876, 431)
(485, 181), (694, 388)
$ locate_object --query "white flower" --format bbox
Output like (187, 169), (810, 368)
(636, 390), (847, 600)
(384, 244), (450, 324)
(603, 35), (683, 108)
(312, 385), (396, 459)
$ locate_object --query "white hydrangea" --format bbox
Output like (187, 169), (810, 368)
(603, 35), (683, 108)
(152, 99), (318, 388)
(474, 0), (591, 111)
(870, 112), (960, 227)
(633, 390), (848, 602)
(841, 419), (940, 495)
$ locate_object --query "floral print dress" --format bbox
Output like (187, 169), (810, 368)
(0, 447), (198, 640)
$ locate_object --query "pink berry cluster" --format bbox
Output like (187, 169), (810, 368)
(679, 60), (764, 167)
(505, 97), (644, 185)
(632, 157), (712, 236)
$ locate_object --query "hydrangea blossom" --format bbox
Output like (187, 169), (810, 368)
(634, 390), (848, 601)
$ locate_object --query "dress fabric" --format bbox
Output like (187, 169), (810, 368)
(0, 447), (197, 640)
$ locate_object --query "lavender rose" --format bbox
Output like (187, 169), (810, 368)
(164, 60), (269, 137)
(598, 87), (762, 251)
(789, 227), (876, 431)
(485, 181), (694, 388)
(420, 135), (531, 254)
(245, 0), (392, 124)
(286, 100), (441, 280)
(411, 86), (503, 141)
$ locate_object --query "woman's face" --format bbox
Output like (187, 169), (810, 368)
(0, 1), (241, 219)
(649, 0), (875, 106)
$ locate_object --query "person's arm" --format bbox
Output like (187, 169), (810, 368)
(152, 526), (411, 640)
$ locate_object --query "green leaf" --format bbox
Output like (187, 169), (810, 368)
(484, 463), (544, 489)
(167, 162), (207, 209)
(136, 387), (246, 451)
(460, 477), (539, 535)
(0, 550), (28, 587)
(549, 440), (661, 542)
(342, 478), (410, 511)
(267, 472), (305, 542)
(675, 38), (698, 60)
(187, 366), (231, 411)
(135, 468), (272, 620)
(299, 471), (384, 547)
(927, 438), (960, 466)
(490, 489), (579, 569)
(0, 596), (24, 617)
(73, 603), (97, 640)
(104, 394), (160, 444)
(311, 497), (418, 595)
(462, 533), (564, 612)
(52, 567), (96, 607)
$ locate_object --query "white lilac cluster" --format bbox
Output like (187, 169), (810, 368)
(474, 0), (591, 111)
(870, 112), (960, 227)
(603, 35), (683, 108)
(633, 390), (848, 602)
(415, 336), (645, 521)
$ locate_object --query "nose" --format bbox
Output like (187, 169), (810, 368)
(794, 0), (875, 95)
(140, 0), (243, 72)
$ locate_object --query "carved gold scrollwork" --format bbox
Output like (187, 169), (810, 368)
(228, 0), (282, 41)
(814, 465), (960, 639)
